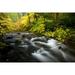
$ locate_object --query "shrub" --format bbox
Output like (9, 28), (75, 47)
(44, 31), (54, 38)
(30, 24), (45, 35)
(43, 27), (71, 42)
(15, 15), (30, 31)
(0, 15), (15, 35)
(53, 27), (70, 42)
(45, 19), (55, 31)
(64, 28), (75, 49)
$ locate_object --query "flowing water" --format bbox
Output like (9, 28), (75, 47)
(2, 32), (75, 62)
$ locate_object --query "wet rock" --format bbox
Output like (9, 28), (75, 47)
(1, 32), (75, 62)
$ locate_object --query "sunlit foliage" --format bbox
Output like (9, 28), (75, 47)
(53, 27), (70, 42)
(0, 13), (15, 35)
(0, 13), (75, 44)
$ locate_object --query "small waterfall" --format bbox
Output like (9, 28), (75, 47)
(2, 32), (75, 62)
(32, 38), (75, 62)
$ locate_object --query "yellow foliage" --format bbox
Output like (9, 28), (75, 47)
(53, 27), (70, 42)
(30, 24), (45, 35)
(28, 13), (35, 22)
(21, 16), (29, 25)
(44, 31), (54, 37)
(15, 15), (30, 31)
(0, 16), (16, 34)
(38, 24), (45, 33)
